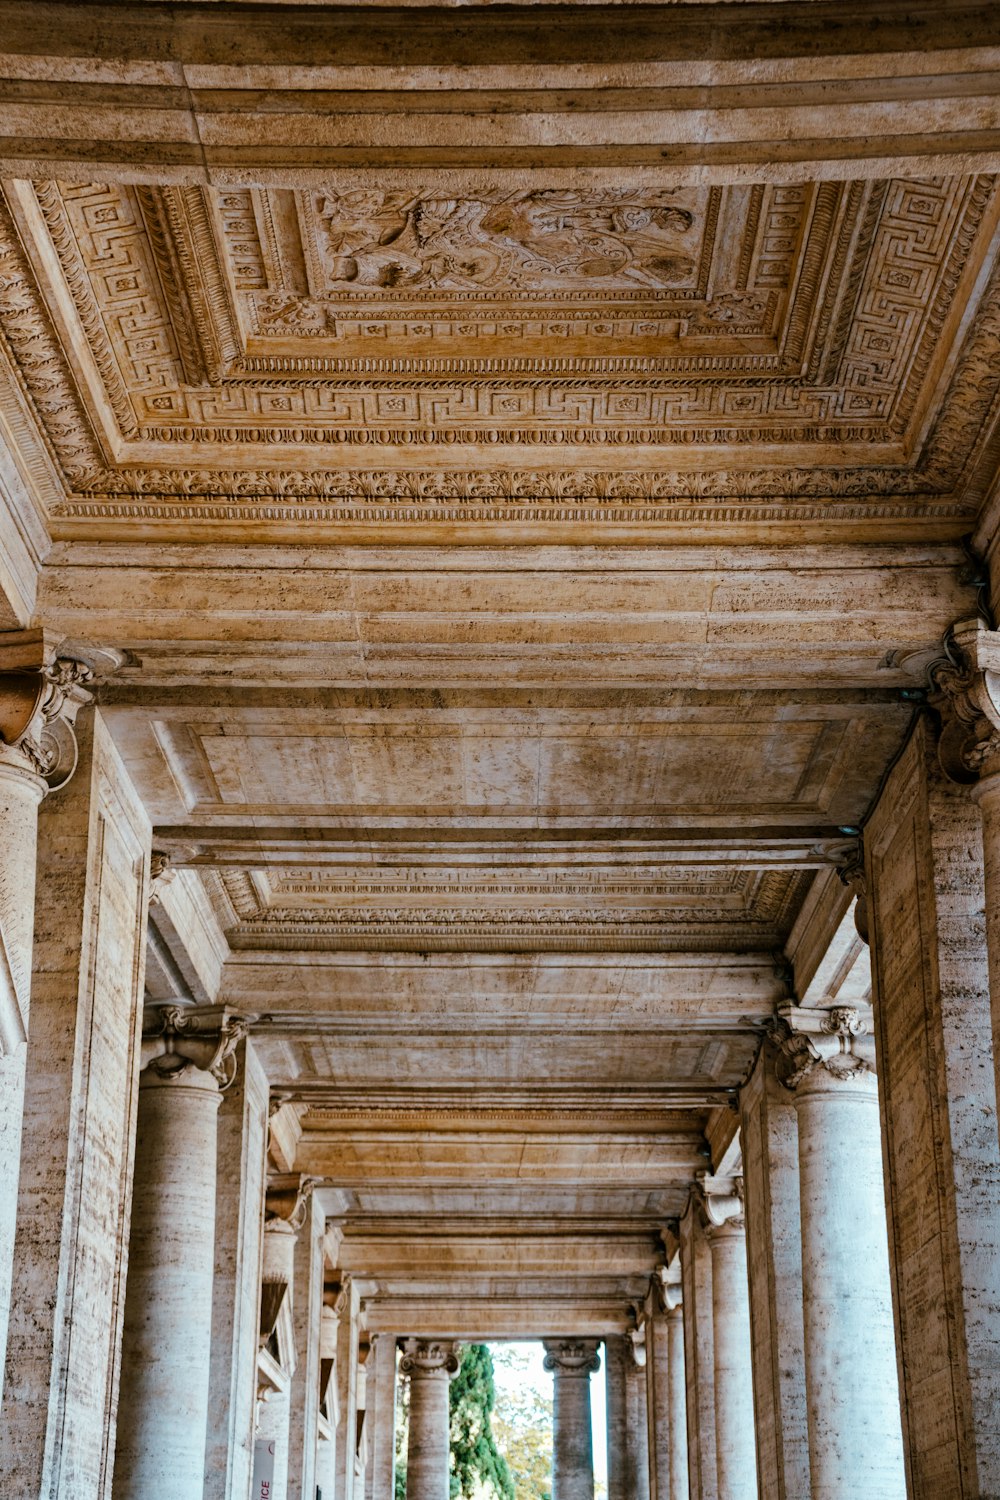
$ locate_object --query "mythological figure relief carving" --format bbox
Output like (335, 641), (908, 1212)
(311, 188), (700, 294)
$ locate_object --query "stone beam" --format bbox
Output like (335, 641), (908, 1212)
(1, 2), (999, 186)
(336, 1231), (661, 1279)
(363, 1297), (635, 1339)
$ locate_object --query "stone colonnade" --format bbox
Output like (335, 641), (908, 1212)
(1, 628), (1000, 1500)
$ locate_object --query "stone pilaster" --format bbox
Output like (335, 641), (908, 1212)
(257, 1212), (299, 1500)
(864, 715), (1000, 1496)
(645, 1269), (688, 1500)
(770, 1003), (905, 1500)
(0, 707), (149, 1500)
(699, 1181), (757, 1500)
(678, 1199), (717, 1500)
(287, 1187), (326, 1500)
(544, 1339), (601, 1500)
(205, 1038), (270, 1500)
(738, 1044), (808, 1500)
(0, 633), (99, 1400)
(113, 1004), (252, 1500)
(335, 1274), (362, 1500)
(625, 1335), (650, 1500)
(605, 1335), (629, 1500)
(366, 1331), (398, 1500)
(401, 1339), (462, 1500)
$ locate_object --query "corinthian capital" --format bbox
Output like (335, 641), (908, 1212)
(543, 1339), (601, 1376)
(928, 618), (1000, 785)
(769, 999), (876, 1090)
(0, 629), (129, 788)
(399, 1339), (462, 1378)
(141, 1003), (255, 1088)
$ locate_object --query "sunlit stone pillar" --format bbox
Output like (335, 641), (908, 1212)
(0, 634), (95, 1399)
(113, 1005), (250, 1500)
(666, 1302), (689, 1500)
(701, 1181), (757, 1500)
(772, 1003), (905, 1500)
(400, 1339), (461, 1500)
(366, 1331), (398, 1500)
(678, 1199), (716, 1500)
(544, 1339), (601, 1500)
(257, 1215), (299, 1500)
(287, 1188), (326, 1500)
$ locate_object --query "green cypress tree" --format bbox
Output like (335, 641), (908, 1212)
(449, 1344), (515, 1500)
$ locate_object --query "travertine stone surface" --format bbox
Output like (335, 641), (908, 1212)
(114, 1062), (222, 1500)
(865, 721), (1000, 1497)
(703, 1206), (757, 1500)
(366, 1333), (398, 1500)
(205, 1039), (269, 1500)
(605, 1336), (628, 1500)
(679, 1202), (717, 1500)
(666, 1304), (689, 1500)
(646, 1287), (687, 1500)
(401, 1340), (462, 1500)
(0, 753), (44, 1401)
(625, 1345), (651, 1500)
(335, 1276), (362, 1500)
(258, 1384), (293, 1500)
(545, 1340), (601, 1500)
(738, 1046), (809, 1500)
(287, 1190), (326, 1500)
(791, 1062), (904, 1500)
(0, 710), (149, 1500)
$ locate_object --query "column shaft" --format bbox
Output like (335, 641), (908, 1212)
(606, 1336), (628, 1500)
(287, 1192), (326, 1500)
(626, 1353), (650, 1500)
(205, 1038), (269, 1500)
(678, 1205), (717, 1500)
(646, 1313), (670, 1500)
(336, 1281), (362, 1500)
(794, 1070), (904, 1499)
(666, 1306), (689, 1500)
(707, 1221), (757, 1500)
(113, 1066), (222, 1499)
(401, 1342), (460, 1500)
(367, 1334), (398, 1500)
(545, 1341), (600, 1500)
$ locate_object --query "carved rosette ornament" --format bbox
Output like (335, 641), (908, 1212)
(769, 1000), (876, 1092)
(399, 1339), (462, 1379)
(542, 1339), (602, 1376)
(140, 1003), (255, 1089)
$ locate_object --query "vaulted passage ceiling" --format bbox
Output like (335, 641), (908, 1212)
(1, 0), (997, 1331)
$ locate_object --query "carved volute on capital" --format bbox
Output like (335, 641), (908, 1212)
(399, 1339), (462, 1378)
(769, 1000), (876, 1092)
(928, 618), (1000, 787)
(140, 1003), (254, 1089)
(542, 1339), (601, 1376)
(652, 1262), (683, 1315)
(0, 629), (129, 789)
(323, 1273), (353, 1321)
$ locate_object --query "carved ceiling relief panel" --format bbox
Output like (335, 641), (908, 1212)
(208, 865), (810, 953)
(1, 172), (1000, 520)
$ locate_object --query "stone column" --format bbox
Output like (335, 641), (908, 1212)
(678, 1199), (716, 1500)
(605, 1335), (629, 1500)
(864, 714), (1000, 1496)
(0, 633), (96, 1399)
(666, 1302), (689, 1500)
(645, 1272), (688, 1500)
(400, 1339), (461, 1500)
(366, 1332), (398, 1500)
(287, 1188), (325, 1500)
(258, 1214), (299, 1500)
(205, 1038), (269, 1500)
(771, 1003), (905, 1500)
(701, 1181), (757, 1500)
(738, 1044), (809, 1500)
(335, 1275), (362, 1500)
(113, 1005), (251, 1500)
(1, 705), (150, 1500)
(625, 1338), (650, 1500)
(544, 1339), (601, 1500)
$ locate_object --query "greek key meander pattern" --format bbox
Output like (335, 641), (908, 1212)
(1, 174), (1000, 521)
